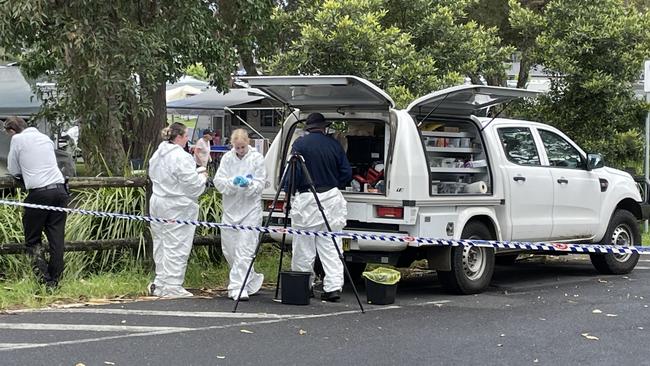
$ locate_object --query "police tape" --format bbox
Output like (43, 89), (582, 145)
(1, 198), (649, 255)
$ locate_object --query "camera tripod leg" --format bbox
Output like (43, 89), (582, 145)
(296, 156), (365, 313)
(233, 158), (294, 312)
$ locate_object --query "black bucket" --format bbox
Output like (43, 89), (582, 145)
(365, 279), (397, 305)
(280, 271), (311, 305)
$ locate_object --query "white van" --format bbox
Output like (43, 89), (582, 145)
(244, 75), (647, 294)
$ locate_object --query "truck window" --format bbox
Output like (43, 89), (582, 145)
(538, 130), (585, 169)
(497, 127), (540, 166)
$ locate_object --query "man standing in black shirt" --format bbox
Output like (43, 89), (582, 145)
(289, 113), (352, 301)
(5, 116), (70, 289)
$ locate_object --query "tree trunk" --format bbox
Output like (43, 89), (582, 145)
(517, 55), (531, 89)
(129, 80), (166, 163)
(239, 50), (258, 76)
(78, 97), (127, 176)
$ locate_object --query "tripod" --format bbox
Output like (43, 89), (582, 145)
(233, 153), (365, 313)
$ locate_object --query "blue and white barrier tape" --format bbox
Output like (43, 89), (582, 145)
(1, 198), (649, 255)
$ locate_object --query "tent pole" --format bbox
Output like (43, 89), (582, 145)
(224, 106), (266, 139)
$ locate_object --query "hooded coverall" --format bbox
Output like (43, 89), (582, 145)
(213, 146), (266, 299)
(149, 141), (207, 297)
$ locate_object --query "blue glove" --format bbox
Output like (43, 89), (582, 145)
(233, 176), (245, 186)
(239, 177), (250, 187)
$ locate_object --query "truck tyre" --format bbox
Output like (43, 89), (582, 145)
(590, 209), (640, 274)
(438, 221), (495, 294)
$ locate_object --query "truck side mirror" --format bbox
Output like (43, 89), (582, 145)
(586, 153), (604, 171)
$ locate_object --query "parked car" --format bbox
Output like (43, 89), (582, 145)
(245, 75), (649, 294)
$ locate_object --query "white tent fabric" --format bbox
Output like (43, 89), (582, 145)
(166, 88), (277, 116)
(165, 75), (209, 91)
(166, 85), (203, 103)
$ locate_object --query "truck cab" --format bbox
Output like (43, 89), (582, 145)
(245, 75), (646, 295)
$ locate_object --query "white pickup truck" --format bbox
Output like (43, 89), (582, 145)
(244, 75), (649, 295)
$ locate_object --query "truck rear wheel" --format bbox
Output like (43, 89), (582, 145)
(590, 209), (640, 274)
(438, 221), (495, 294)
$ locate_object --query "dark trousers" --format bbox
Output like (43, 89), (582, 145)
(23, 187), (69, 285)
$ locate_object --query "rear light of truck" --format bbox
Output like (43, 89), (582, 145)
(265, 200), (285, 212)
(375, 206), (403, 219)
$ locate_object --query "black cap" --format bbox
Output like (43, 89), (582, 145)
(305, 113), (330, 129)
(203, 129), (213, 136)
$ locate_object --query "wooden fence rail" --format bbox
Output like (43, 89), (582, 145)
(0, 176), (227, 255)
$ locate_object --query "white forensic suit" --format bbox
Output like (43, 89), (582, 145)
(213, 146), (266, 299)
(290, 188), (347, 293)
(149, 141), (207, 297)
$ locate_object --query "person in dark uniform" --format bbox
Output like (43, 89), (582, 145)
(288, 112), (352, 302)
(5, 116), (70, 289)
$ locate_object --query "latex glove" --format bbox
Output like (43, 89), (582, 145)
(233, 176), (245, 186)
(239, 177), (250, 187)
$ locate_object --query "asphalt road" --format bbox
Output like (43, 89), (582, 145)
(1, 255), (650, 366)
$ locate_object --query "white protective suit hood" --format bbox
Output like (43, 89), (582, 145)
(149, 141), (206, 202)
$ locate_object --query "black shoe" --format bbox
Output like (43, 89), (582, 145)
(321, 290), (341, 302)
(309, 288), (315, 298)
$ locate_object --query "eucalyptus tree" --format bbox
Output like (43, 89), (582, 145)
(0, 1), (236, 175)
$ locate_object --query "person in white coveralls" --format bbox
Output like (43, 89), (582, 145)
(213, 128), (266, 301)
(148, 122), (207, 298)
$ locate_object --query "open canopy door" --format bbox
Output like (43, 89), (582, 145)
(407, 85), (539, 117)
(241, 75), (395, 112)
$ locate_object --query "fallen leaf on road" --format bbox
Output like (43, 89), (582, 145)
(597, 279), (608, 283)
(605, 314), (618, 317)
(104, 362), (115, 365)
(75, 363), (85, 366)
(592, 309), (602, 314)
(240, 329), (254, 334)
(638, 327), (644, 330)
(497, 344), (503, 347)
(216, 356), (226, 359)
(533, 359), (539, 363)
(298, 329), (307, 335)
(581, 333), (599, 340)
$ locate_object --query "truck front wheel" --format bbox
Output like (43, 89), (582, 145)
(438, 222), (495, 294)
(590, 209), (640, 274)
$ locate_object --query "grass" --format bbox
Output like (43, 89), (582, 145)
(0, 243), (284, 311)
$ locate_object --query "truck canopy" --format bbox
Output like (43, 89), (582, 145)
(407, 85), (539, 117)
(241, 75), (395, 113)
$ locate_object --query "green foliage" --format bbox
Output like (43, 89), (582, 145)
(385, 0), (514, 84)
(0, 1), (237, 175)
(185, 63), (209, 81)
(510, 0), (650, 168)
(265, 0), (449, 107)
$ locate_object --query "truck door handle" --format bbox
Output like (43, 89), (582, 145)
(557, 178), (568, 184)
(513, 176), (526, 182)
